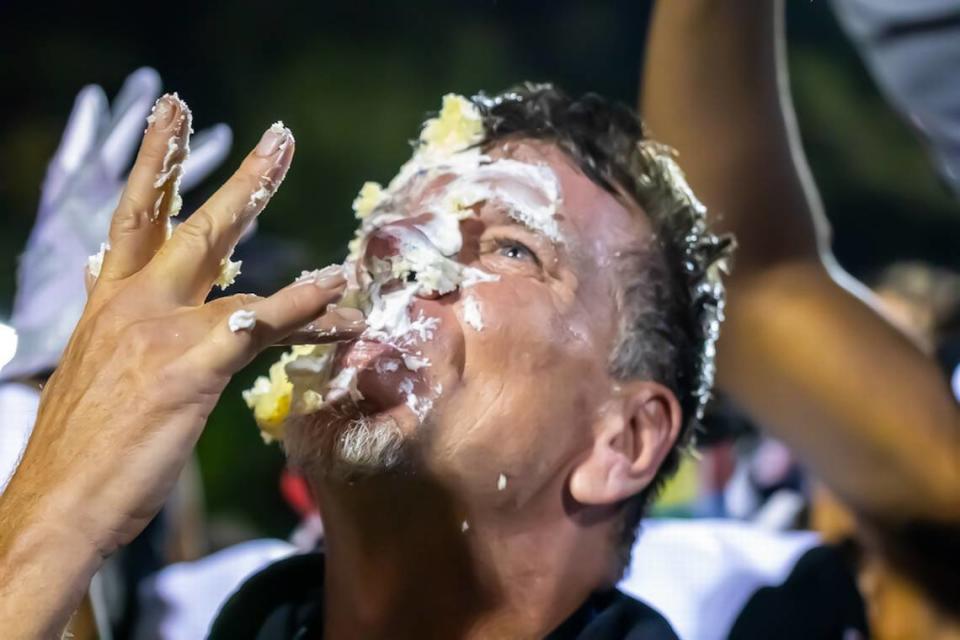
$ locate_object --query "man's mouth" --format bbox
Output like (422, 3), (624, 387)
(335, 338), (404, 371)
(329, 337), (430, 411)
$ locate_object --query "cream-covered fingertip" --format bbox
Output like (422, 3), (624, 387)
(147, 93), (190, 131)
(255, 121), (294, 158)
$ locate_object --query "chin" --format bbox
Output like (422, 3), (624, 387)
(283, 330), (448, 481)
(283, 393), (422, 482)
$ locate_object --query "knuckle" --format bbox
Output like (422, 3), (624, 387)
(154, 360), (188, 392)
(207, 293), (260, 316)
(139, 133), (171, 165)
(110, 201), (150, 238)
(234, 168), (262, 193)
(86, 305), (125, 337)
(177, 209), (218, 252)
(239, 165), (277, 203)
(234, 293), (261, 308)
(285, 286), (324, 318)
(232, 325), (259, 352)
(207, 325), (255, 376)
(120, 320), (160, 357)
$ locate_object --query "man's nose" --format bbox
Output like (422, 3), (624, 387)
(360, 214), (447, 299)
(363, 214), (432, 264)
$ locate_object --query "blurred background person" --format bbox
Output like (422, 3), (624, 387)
(641, 1), (960, 638)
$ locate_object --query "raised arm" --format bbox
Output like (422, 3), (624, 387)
(641, 0), (959, 526)
(0, 97), (353, 638)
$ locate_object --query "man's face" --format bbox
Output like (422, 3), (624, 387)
(296, 140), (652, 499)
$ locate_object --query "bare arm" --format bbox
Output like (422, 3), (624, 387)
(0, 99), (351, 637)
(642, 0), (959, 525)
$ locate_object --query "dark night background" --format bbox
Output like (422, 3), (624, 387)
(2, 1), (958, 542)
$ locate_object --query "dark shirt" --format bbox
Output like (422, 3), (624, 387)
(207, 552), (679, 639)
(209, 544), (869, 639)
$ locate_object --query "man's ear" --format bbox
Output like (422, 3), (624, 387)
(569, 381), (682, 506)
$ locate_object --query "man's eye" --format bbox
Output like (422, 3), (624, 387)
(497, 240), (538, 263)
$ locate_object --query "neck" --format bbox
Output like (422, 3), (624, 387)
(314, 473), (615, 640)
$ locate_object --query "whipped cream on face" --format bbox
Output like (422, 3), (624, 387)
(245, 93), (565, 441)
(462, 293), (484, 331)
(427, 159), (563, 243)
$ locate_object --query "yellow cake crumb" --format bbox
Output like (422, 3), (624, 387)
(419, 94), (484, 156)
(243, 345), (333, 442)
(352, 181), (385, 219)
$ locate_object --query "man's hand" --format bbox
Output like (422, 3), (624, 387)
(0, 94), (347, 638)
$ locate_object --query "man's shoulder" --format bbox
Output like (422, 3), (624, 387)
(547, 588), (679, 640)
(207, 551), (324, 640)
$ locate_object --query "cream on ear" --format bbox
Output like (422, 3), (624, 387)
(569, 382), (682, 505)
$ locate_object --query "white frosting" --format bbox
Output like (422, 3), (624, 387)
(215, 257), (242, 290)
(151, 95), (192, 221)
(249, 94), (566, 436)
(228, 309), (256, 333)
(326, 366), (363, 402)
(247, 177), (273, 212)
(363, 286), (420, 342)
(428, 158), (563, 242)
(376, 359), (401, 374)
(245, 122), (292, 215)
(497, 473), (507, 491)
(87, 242), (109, 278)
(406, 394), (432, 421)
(462, 293), (484, 331)
(153, 133), (183, 190)
(401, 353), (430, 371)
(324, 104), (561, 422)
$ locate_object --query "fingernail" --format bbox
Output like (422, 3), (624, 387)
(330, 307), (364, 323)
(293, 264), (343, 287)
(315, 272), (346, 289)
(255, 121), (290, 158)
(329, 308), (366, 329)
(149, 94), (180, 130)
(312, 264), (345, 288)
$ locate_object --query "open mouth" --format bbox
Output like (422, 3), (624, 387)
(327, 337), (431, 412)
(334, 338), (404, 372)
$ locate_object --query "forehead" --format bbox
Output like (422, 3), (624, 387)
(484, 139), (651, 260)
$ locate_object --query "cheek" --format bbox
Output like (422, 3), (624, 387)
(463, 278), (569, 374)
(433, 278), (608, 463)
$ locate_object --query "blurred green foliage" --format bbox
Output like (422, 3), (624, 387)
(1, 1), (958, 541)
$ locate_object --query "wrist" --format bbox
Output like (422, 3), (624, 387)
(0, 491), (104, 638)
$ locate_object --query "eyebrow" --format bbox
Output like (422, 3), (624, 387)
(483, 209), (568, 268)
